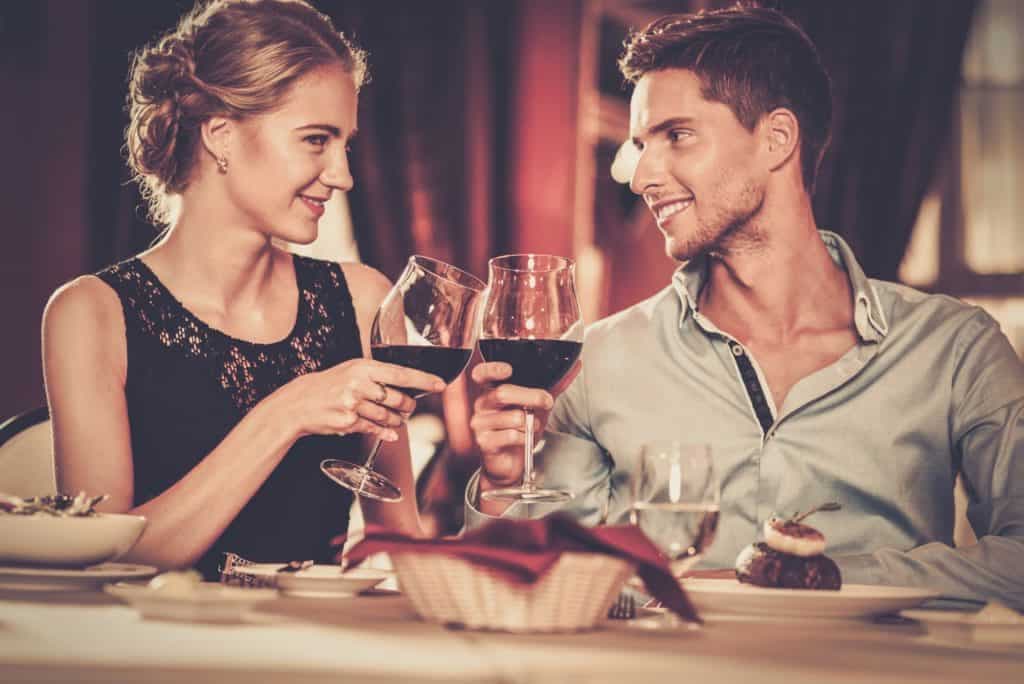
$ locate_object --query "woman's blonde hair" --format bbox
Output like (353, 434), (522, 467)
(126, 0), (368, 225)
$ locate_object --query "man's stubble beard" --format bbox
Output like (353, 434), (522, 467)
(668, 180), (766, 263)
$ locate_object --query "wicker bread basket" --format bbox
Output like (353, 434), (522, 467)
(392, 551), (635, 633)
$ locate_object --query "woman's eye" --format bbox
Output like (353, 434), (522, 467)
(305, 134), (329, 147)
(669, 129), (692, 143)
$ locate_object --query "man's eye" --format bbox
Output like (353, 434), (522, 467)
(669, 129), (692, 143)
(305, 134), (329, 147)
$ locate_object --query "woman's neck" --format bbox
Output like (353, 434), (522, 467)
(142, 200), (283, 313)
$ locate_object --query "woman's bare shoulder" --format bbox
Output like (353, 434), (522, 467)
(42, 275), (126, 365)
(339, 261), (392, 301)
(44, 275), (123, 329)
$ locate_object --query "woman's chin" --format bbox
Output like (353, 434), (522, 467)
(271, 226), (319, 247)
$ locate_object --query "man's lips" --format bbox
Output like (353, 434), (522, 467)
(650, 197), (694, 225)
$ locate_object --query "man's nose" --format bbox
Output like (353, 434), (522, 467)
(629, 147), (664, 196)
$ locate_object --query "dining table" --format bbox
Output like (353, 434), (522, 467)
(1, 581), (1022, 684)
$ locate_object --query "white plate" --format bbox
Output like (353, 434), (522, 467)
(901, 608), (1024, 650)
(679, 579), (939, 619)
(0, 562), (158, 591)
(105, 581), (278, 623)
(0, 513), (147, 567)
(240, 563), (389, 598)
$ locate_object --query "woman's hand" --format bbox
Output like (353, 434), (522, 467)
(269, 358), (446, 442)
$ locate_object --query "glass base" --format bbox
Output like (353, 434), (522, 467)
(320, 459), (403, 502)
(479, 486), (574, 504)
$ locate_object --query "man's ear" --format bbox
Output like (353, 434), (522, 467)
(764, 107), (799, 172)
(199, 116), (233, 164)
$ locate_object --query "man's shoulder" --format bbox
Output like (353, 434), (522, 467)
(872, 278), (989, 328)
(584, 284), (679, 345)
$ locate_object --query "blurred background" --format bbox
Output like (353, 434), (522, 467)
(1, 0), (1021, 533)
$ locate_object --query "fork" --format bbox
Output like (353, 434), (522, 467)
(607, 591), (637, 620)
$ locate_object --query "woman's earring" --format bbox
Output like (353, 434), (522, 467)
(216, 156), (229, 174)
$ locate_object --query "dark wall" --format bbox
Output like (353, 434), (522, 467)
(0, 1), (92, 420)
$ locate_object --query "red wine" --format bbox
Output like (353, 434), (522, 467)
(477, 339), (582, 389)
(371, 344), (472, 396)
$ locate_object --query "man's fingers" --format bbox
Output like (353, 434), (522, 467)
(478, 428), (526, 453)
(480, 447), (526, 483)
(470, 408), (526, 435)
(471, 361), (513, 385)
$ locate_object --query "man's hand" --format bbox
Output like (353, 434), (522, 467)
(469, 360), (581, 513)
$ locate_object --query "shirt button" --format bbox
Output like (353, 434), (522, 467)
(731, 343), (745, 357)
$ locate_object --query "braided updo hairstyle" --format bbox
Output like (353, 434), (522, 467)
(126, 0), (368, 225)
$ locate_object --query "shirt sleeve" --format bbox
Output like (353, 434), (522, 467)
(464, 361), (619, 529)
(835, 310), (1024, 609)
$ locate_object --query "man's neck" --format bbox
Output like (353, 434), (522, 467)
(697, 201), (853, 346)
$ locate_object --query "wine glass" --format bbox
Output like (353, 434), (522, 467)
(478, 254), (583, 503)
(320, 256), (485, 502)
(630, 442), (720, 579)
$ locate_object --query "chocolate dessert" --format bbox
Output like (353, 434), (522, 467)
(735, 502), (842, 590)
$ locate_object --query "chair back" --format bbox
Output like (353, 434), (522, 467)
(0, 407), (57, 497)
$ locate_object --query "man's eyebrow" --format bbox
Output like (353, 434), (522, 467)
(630, 116), (696, 146)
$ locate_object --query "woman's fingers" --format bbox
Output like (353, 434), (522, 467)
(369, 361), (445, 396)
(356, 378), (415, 414)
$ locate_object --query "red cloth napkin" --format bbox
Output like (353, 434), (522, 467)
(336, 513), (700, 623)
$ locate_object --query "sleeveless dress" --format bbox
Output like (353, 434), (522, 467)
(96, 254), (361, 580)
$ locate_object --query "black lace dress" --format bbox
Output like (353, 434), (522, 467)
(96, 254), (361, 579)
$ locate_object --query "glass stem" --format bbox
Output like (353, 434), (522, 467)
(521, 409), (536, 491)
(358, 439), (385, 496)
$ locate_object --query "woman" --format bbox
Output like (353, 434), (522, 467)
(41, 0), (445, 579)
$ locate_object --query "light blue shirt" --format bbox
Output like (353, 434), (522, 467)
(466, 231), (1024, 608)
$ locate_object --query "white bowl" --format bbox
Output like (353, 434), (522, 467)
(0, 513), (147, 567)
(392, 552), (634, 633)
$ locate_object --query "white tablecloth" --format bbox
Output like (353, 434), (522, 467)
(1, 589), (1021, 684)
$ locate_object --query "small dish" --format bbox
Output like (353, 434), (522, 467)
(0, 562), (157, 591)
(105, 581), (278, 623)
(239, 563), (388, 598)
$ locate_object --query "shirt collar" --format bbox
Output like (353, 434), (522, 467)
(670, 230), (889, 343)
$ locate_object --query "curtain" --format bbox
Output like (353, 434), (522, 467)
(323, 0), (519, 532)
(777, 0), (978, 282)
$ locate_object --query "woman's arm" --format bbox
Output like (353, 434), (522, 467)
(43, 274), (435, 568)
(43, 276), (302, 568)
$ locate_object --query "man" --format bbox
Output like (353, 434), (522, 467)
(466, 6), (1024, 608)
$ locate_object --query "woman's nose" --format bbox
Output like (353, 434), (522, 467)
(320, 147), (354, 192)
